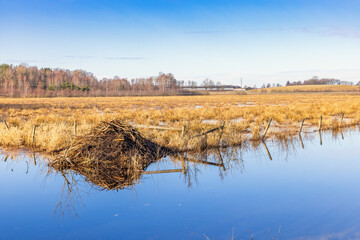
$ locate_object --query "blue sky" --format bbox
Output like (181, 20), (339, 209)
(1, 0), (360, 86)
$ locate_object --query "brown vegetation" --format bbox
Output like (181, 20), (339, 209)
(51, 120), (169, 190)
(0, 93), (360, 154)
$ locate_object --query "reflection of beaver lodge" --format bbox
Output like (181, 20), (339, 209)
(51, 120), (171, 190)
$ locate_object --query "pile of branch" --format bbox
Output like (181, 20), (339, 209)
(51, 119), (170, 190)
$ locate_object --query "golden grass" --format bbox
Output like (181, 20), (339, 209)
(248, 85), (360, 93)
(0, 93), (359, 153)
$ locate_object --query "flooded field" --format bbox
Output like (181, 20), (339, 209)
(1, 129), (360, 239)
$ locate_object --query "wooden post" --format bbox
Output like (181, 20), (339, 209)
(32, 125), (37, 145)
(3, 120), (9, 130)
(191, 125), (222, 139)
(201, 133), (208, 150)
(299, 133), (304, 149)
(131, 124), (182, 131)
(181, 125), (186, 138)
(33, 154), (37, 166)
(319, 131), (322, 146)
(318, 116), (322, 131)
(217, 148), (226, 171)
(299, 119), (305, 133)
(74, 120), (77, 136)
(340, 113), (344, 126)
(180, 158), (187, 174)
(218, 121), (225, 145)
(262, 139), (272, 160)
(184, 156), (224, 167)
(143, 169), (183, 175)
(262, 118), (272, 139)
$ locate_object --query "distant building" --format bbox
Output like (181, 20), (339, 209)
(234, 88), (246, 91)
(183, 85), (241, 91)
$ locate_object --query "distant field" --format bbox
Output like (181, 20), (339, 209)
(1, 93), (360, 153)
(248, 85), (360, 93)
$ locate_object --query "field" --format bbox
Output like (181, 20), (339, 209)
(0, 93), (360, 153)
(248, 84), (360, 93)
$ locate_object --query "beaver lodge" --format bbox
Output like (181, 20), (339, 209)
(51, 120), (171, 190)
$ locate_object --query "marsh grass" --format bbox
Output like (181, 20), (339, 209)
(0, 93), (360, 153)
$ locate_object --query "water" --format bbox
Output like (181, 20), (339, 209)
(1, 130), (360, 239)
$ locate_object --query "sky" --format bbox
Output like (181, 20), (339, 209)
(1, 0), (360, 86)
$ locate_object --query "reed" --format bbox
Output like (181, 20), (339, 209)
(0, 93), (360, 153)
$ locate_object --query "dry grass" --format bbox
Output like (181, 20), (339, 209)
(248, 85), (360, 93)
(0, 93), (360, 153)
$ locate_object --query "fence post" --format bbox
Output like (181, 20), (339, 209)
(262, 118), (272, 139)
(340, 113), (344, 126)
(299, 133), (304, 149)
(262, 139), (272, 161)
(318, 116), (322, 131)
(74, 120), (77, 136)
(201, 133), (208, 150)
(299, 119), (305, 134)
(218, 121), (225, 145)
(3, 120), (9, 130)
(181, 125), (186, 138)
(32, 125), (37, 145)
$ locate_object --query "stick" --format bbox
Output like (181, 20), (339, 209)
(181, 125), (186, 138)
(201, 134), (208, 150)
(299, 134), (304, 149)
(180, 158), (187, 174)
(74, 120), (77, 136)
(3, 120), (9, 130)
(262, 139), (272, 160)
(184, 156), (224, 167)
(299, 119), (305, 133)
(217, 148), (226, 171)
(262, 118), (272, 139)
(143, 169), (183, 175)
(340, 113), (344, 126)
(32, 125), (37, 145)
(318, 116), (322, 131)
(33, 154), (37, 166)
(218, 121), (225, 145)
(132, 124), (182, 131)
(191, 125), (222, 139)
(319, 131), (322, 146)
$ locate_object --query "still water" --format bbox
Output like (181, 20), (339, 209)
(1, 130), (360, 240)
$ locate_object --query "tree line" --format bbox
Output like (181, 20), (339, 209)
(0, 64), (184, 97)
(285, 76), (355, 86)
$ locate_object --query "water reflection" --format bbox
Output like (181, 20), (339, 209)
(3, 128), (355, 199)
(45, 127), (356, 215)
(1, 128), (360, 239)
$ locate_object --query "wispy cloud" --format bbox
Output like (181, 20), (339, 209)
(104, 57), (144, 60)
(184, 27), (360, 38)
(64, 55), (95, 59)
(5, 59), (40, 63)
(63, 56), (144, 60)
(277, 68), (360, 75)
(300, 27), (360, 39)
